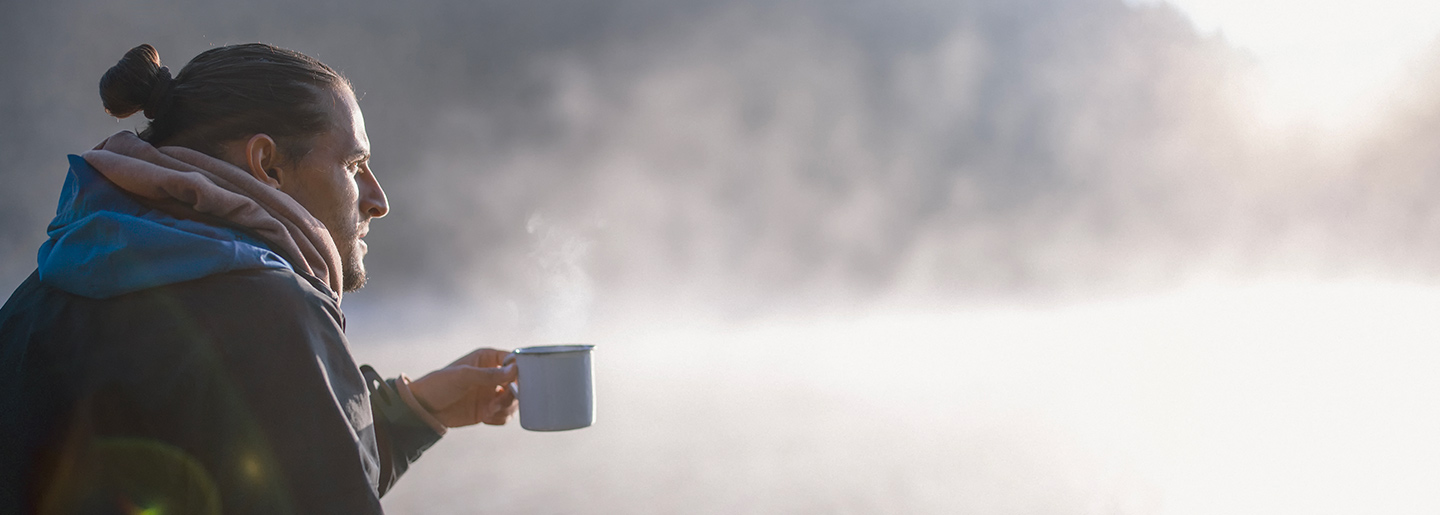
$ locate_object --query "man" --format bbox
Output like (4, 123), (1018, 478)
(0, 43), (515, 514)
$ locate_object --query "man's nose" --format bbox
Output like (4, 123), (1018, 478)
(360, 166), (389, 218)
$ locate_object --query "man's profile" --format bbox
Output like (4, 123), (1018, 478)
(0, 43), (517, 514)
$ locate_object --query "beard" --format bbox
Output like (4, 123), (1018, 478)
(339, 237), (367, 293)
(329, 210), (368, 293)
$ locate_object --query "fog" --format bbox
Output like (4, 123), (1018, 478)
(4, 0), (1440, 513)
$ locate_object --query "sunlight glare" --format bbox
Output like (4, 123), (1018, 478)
(1133, 0), (1440, 129)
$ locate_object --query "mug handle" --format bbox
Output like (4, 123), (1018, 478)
(503, 352), (519, 399)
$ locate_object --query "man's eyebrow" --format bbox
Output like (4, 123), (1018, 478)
(345, 149), (371, 161)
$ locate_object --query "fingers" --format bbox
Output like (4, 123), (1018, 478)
(477, 348), (513, 368)
(448, 347), (514, 368)
(446, 347), (488, 367)
(482, 384), (518, 426)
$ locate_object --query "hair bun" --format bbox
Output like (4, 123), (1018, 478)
(99, 44), (173, 119)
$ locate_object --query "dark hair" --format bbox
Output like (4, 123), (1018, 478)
(99, 43), (352, 159)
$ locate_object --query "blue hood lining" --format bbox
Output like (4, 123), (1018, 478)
(37, 155), (293, 299)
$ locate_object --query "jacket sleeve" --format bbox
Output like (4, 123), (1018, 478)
(207, 272), (392, 513)
(360, 365), (444, 495)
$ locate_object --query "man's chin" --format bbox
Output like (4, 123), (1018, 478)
(342, 267), (367, 293)
(340, 247), (367, 293)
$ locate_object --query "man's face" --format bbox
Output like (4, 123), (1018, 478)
(279, 88), (388, 292)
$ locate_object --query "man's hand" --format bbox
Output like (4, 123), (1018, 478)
(407, 348), (518, 428)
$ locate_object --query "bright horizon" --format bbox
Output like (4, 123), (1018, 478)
(360, 278), (1440, 514)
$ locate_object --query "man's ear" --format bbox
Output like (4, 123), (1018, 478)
(243, 134), (284, 188)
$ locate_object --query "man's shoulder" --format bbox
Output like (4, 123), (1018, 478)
(2, 267), (343, 334)
(156, 268), (345, 328)
(165, 268), (337, 307)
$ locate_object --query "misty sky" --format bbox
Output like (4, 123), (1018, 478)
(4, 0), (1440, 316)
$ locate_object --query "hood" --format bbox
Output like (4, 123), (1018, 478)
(37, 155), (293, 299)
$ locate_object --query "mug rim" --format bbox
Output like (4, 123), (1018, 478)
(514, 344), (595, 355)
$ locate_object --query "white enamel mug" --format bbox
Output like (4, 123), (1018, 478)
(507, 345), (595, 431)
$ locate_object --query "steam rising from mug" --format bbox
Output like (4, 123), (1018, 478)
(525, 214), (595, 343)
